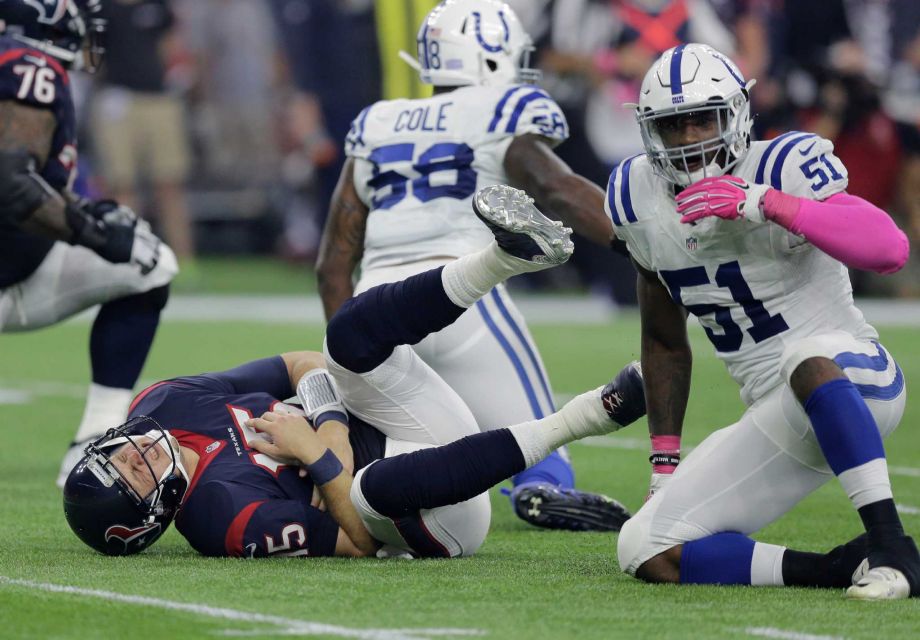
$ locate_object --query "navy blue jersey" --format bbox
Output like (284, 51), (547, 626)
(129, 356), (384, 558)
(0, 36), (77, 288)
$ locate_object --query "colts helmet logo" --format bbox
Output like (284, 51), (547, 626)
(25, 0), (70, 25)
(104, 523), (162, 552)
(472, 10), (510, 53)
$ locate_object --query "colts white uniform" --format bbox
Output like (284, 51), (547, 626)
(345, 84), (569, 431)
(612, 132), (907, 576)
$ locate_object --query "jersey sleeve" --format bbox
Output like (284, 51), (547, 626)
(484, 85), (569, 146)
(344, 104), (374, 159)
(605, 155), (654, 270)
(176, 356), (293, 399)
(756, 133), (848, 201)
(183, 481), (340, 558)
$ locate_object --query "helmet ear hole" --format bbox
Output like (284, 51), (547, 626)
(485, 59), (498, 72)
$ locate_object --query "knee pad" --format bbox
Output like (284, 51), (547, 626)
(350, 464), (491, 558)
(325, 296), (382, 373)
(421, 493), (491, 558)
(616, 515), (649, 577)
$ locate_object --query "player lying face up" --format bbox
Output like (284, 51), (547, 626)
(63, 185), (646, 559)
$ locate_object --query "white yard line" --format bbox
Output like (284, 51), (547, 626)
(53, 295), (920, 326)
(744, 628), (844, 640)
(890, 466), (920, 478)
(0, 576), (484, 640)
(574, 436), (920, 480)
(896, 504), (920, 516)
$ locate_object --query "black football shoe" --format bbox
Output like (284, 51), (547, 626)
(510, 482), (632, 532)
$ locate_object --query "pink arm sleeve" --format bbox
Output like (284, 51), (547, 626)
(762, 190), (910, 274)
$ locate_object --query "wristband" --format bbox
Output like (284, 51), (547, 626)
(649, 453), (680, 467)
(650, 434), (681, 474)
(306, 448), (343, 485)
(312, 410), (349, 430)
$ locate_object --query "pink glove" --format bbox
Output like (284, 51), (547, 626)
(676, 176), (771, 224)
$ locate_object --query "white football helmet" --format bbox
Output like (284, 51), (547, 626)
(399, 0), (540, 87)
(632, 44), (755, 186)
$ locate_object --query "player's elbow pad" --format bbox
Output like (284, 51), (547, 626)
(0, 149), (55, 225)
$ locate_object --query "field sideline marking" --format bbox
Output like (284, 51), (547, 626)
(53, 295), (920, 326)
(574, 436), (920, 480)
(0, 576), (484, 640)
(745, 628), (844, 640)
(5, 379), (920, 483)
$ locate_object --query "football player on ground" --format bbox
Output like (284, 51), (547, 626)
(317, 0), (622, 531)
(63, 186), (646, 559)
(609, 43), (918, 600)
(0, 0), (178, 486)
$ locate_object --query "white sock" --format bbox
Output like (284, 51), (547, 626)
(74, 383), (134, 442)
(751, 542), (786, 586)
(508, 386), (618, 467)
(838, 458), (894, 509)
(441, 241), (546, 308)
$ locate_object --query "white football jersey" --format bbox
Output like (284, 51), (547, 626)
(607, 132), (879, 405)
(345, 84), (569, 272)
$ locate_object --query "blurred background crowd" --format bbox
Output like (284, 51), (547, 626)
(70, 0), (920, 302)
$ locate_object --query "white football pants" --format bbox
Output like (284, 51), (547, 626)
(0, 241), (177, 332)
(618, 333), (906, 575)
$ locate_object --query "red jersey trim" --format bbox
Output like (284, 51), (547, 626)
(170, 429), (226, 503)
(225, 501), (265, 557)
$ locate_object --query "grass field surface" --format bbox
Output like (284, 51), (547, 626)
(2, 310), (919, 639)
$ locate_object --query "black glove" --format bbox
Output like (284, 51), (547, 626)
(65, 199), (162, 274)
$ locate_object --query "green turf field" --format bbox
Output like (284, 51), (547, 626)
(2, 312), (919, 639)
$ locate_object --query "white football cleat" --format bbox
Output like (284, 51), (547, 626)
(846, 566), (911, 600)
(472, 184), (574, 268)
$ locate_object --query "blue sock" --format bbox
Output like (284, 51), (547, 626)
(804, 378), (885, 475)
(360, 428), (526, 517)
(513, 450), (575, 489)
(326, 267), (465, 373)
(90, 285), (168, 388)
(680, 533), (756, 585)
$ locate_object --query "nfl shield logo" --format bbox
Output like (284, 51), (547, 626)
(686, 237), (698, 251)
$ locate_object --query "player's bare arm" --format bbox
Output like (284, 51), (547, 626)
(636, 261), (691, 497)
(247, 411), (379, 557)
(504, 133), (616, 248)
(636, 262), (691, 438)
(0, 99), (72, 237)
(317, 158), (369, 320)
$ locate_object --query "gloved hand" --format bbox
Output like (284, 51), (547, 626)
(66, 199), (161, 274)
(676, 176), (772, 224)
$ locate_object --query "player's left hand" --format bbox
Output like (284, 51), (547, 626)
(247, 411), (325, 465)
(676, 176), (771, 224)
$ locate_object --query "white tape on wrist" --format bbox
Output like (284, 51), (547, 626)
(296, 369), (345, 422)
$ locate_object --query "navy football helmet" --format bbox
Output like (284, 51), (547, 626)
(0, 0), (105, 71)
(63, 415), (189, 556)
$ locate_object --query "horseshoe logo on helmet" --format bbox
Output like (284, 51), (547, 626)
(472, 10), (510, 53)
